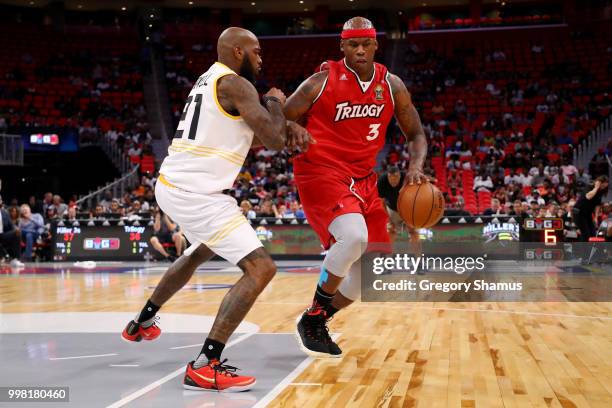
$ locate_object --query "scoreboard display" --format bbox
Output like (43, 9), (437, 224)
(52, 225), (152, 261)
(520, 217), (565, 243)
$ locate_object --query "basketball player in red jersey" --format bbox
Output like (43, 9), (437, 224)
(284, 17), (428, 357)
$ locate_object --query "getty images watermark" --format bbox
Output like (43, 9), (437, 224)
(369, 253), (524, 293)
(360, 242), (612, 302)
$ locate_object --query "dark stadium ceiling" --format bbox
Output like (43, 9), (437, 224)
(2, 0), (539, 13)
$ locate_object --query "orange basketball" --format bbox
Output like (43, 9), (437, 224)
(397, 182), (445, 229)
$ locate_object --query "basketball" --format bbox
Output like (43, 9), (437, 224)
(397, 182), (445, 229)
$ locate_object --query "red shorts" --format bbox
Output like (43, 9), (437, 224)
(295, 166), (390, 251)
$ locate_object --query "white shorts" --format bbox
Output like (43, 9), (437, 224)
(155, 177), (263, 265)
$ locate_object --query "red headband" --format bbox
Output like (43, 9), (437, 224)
(340, 28), (376, 39)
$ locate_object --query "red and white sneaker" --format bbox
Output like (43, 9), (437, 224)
(183, 359), (256, 392)
(121, 318), (161, 342)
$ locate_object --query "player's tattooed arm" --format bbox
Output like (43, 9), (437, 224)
(218, 74), (287, 151)
(283, 71), (328, 122)
(388, 73), (428, 185)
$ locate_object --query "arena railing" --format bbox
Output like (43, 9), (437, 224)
(75, 164), (141, 210)
(573, 114), (612, 170)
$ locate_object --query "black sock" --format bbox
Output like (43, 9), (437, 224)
(136, 299), (160, 324)
(193, 338), (225, 369)
(312, 284), (334, 309)
(203, 338), (225, 361)
(325, 304), (339, 318)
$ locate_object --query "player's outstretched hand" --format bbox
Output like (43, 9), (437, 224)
(405, 168), (429, 185)
(264, 87), (286, 105)
(286, 121), (316, 152)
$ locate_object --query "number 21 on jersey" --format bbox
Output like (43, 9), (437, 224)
(174, 94), (203, 140)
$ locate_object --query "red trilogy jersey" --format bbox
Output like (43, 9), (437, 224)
(295, 59), (395, 179)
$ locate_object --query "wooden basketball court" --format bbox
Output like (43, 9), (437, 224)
(1, 261), (611, 407)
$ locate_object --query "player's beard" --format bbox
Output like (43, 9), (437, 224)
(239, 57), (257, 83)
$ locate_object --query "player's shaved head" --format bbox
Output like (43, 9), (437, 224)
(216, 27), (262, 82)
(340, 16), (378, 78)
(217, 27), (257, 60)
(342, 16), (375, 30)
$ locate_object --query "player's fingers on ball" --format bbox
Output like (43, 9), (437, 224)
(288, 135), (298, 149)
(296, 132), (305, 149)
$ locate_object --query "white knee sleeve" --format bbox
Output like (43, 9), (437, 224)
(338, 262), (361, 301)
(321, 213), (368, 279)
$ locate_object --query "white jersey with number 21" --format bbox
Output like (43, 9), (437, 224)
(160, 62), (254, 194)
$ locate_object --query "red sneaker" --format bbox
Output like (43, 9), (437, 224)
(183, 359), (256, 392)
(121, 318), (161, 342)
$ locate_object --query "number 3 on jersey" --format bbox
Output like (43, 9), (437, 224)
(366, 123), (381, 141)
(174, 94), (203, 140)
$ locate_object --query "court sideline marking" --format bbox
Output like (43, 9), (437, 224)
(105, 332), (255, 408)
(50, 353), (118, 361)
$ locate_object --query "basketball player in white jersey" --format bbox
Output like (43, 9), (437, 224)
(121, 27), (311, 392)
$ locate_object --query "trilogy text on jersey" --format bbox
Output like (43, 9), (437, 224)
(334, 102), (386, 122)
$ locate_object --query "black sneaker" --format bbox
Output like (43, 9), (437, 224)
(295, 307), (342, 358)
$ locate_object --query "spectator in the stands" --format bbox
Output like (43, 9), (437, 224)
(504, 169), (521, 185)
(109, 199), (124, 218)
(254, 183), (267, 201)
(445, 197), (471, 217)
(141, 173), (156, 190)
(42, 192), (53, 214)
(92, 204), (107, 220)
(589, 148), (608, 178)
(483, 198), (503, 216)
(28, 195), (44, 215)
(150, 207), (183, 261)
(447, 186), (462, 206)
(508, 200), (525, 217)
(277, 205), (289, 218)
(529, 201), (541, 216)
(474, 169), (494, 192)
(18, 204), (45, 261)
(555, 183), (571, 204)
(531, 166), (547, 187)
(8, 206), (20, 225)
(256, 197), (279, 218)
(140, 188), (155, 211)
(127, 142), (142, 162)
(0, 197), (23, 267)
(121, 192), (133, 208)
(51, 194), (68, 217)
(240, 200), (257, 220)
(447, 169), (461, 190)
(45, 206), (59, 223)
(532, 190), (546, 206)
(100, 190), (114, 210)
(283, 200), (305, 219)
(64, 207), (78, 223)
(576, 168), (591, 190)
(126, 200), (143, 221)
